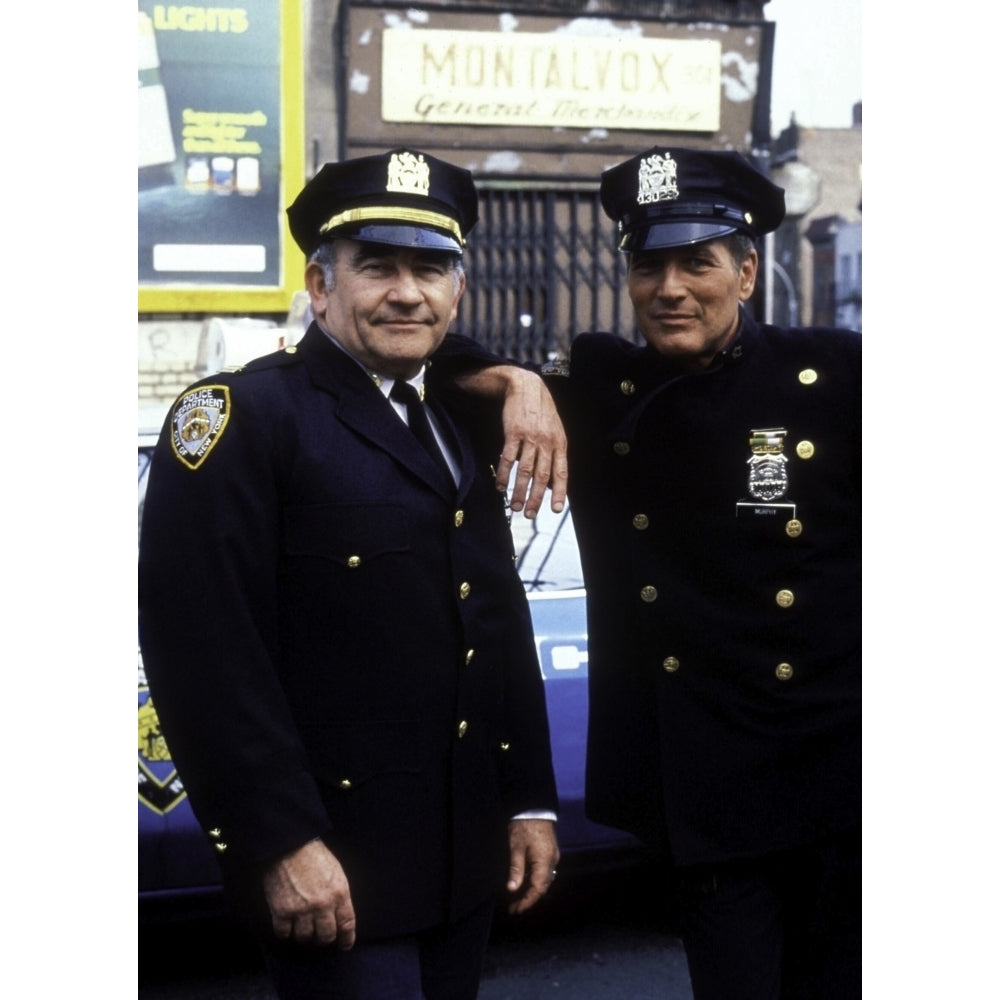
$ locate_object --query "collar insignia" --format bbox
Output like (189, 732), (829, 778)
(386, 151), (430, 197)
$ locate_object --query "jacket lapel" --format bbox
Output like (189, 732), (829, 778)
(296, 323), (460, 500)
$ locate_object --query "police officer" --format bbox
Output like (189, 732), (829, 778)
(433, 147), (861, 1000)
(138, 148), (560, 1000)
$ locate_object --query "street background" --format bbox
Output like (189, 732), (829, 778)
(139, 864), (694, 999)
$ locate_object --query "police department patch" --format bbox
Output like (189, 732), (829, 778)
(138, 671), (187, 815)
(170, 385), (230, 469)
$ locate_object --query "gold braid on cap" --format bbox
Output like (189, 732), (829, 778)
(318, 206), (464, 244)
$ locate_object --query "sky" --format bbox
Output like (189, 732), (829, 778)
(765, 0), (862, 130)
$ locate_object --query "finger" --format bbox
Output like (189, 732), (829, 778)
(290, 912), (317, 943)
(313, 908), (341, 947)
(508, 864), (550, 915)
(506, 850), (526, 894)
(334, 903), (357, 950)
(493, 451), (518, 497)
(521, 450), (553, 521)
(548, 449), (568, 513)
(509, 445), (537, 513)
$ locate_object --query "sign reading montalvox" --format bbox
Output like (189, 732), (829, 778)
(381, 29), (721, 132)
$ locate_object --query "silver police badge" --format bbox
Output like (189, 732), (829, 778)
(636, 152), (679, 206)
(747, 429), (789, 501)
(736, 428), (797, 520)
(170, 385), (230, 469)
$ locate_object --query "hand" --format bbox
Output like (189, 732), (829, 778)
(505, 819), (560, 915)
(261, 838), (357, 949)
(493, 369), (568, 519)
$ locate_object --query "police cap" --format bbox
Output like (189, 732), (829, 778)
(600, 147), (786, 252)
(287, 148), (479, 256)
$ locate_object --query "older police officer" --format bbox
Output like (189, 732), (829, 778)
(138, 149), (560, 1000)
(433, 147), (861, 1000)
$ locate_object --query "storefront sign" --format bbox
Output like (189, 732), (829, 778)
(381, 29), (721, 132)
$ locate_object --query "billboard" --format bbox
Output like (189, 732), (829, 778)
(138, 1), (304, 313)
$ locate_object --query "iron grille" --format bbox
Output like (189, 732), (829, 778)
(453, 185), (637, 363)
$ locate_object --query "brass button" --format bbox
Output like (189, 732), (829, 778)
(339, 779), (352, 790)
(214, 842), (228, 854)
(632, 513), (649, 530)
(457, 720), (469, 738)
(208, 828), (222, 839)
(620, 379), (636, 395)
(465, 648), (475, 665)
(613, 441), (631, 456)
(459, 582), (471, 600)
(347, 555), (361, 569)
(785, 519), (803, 538)
(284, 346), (298, 354)
(662, 656), (680, 673)
(795, 440), (815, 460)
(775, 662), (794, 681)
(500, 741), (510, 752)
(798, 368), (817, 385)
(640, 585), (658, 603)
(454, 510), (465, 527)
(776, 589), (794, 608)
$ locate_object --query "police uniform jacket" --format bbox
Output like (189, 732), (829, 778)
(138, 322), (558, 940)
(437, 312), (860, 869)
(556, 313), (860, 867)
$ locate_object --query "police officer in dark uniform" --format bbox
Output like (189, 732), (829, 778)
(433, 147), (860, 1000)
(138, 149), (560, 1000)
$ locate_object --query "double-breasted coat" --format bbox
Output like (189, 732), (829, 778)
(138, 322), (558, 940)
(436, 311), (860, 869)
(553, 314), (861, 867)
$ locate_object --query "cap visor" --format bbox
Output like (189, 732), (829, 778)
(341, 223), (463, 253)
(621, 221), (739, 252)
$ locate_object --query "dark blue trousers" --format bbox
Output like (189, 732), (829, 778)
(675, 828), (861, 1000)
(260, 900), (494, 1000)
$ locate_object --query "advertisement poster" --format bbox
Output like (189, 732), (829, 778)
(138, 1), (301, 311)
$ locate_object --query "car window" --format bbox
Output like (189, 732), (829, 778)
(138, 445), (154, 543)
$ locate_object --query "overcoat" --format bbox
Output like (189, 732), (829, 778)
(435, 311), (860, 869)
(138, 322), (557, 940)
(552, 313), (861, 866)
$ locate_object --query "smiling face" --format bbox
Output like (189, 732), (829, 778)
(306, 238), (466, 379)
(626, 238), (758, 371)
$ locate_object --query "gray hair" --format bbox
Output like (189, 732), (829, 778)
(308, 240), (339, 291)
(722, 233), (756, 266)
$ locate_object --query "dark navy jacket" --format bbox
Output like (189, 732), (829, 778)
(138, 322), (557, 939)
(435, 312), (860, 868)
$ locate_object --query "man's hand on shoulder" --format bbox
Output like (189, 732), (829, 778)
(262, 837), (356, 949)
(456, 365), (567, 518)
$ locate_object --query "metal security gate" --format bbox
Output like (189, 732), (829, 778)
(452, 184), (636, 363)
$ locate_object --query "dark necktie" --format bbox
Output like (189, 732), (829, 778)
(390, 381), (453, 481)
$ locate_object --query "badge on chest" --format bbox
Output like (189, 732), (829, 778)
(735, 428), (798, 525)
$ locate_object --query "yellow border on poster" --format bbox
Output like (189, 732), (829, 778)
(138, 0), (305, 315)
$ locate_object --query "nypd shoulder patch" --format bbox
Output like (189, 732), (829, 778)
(170, 385), (231, 470)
